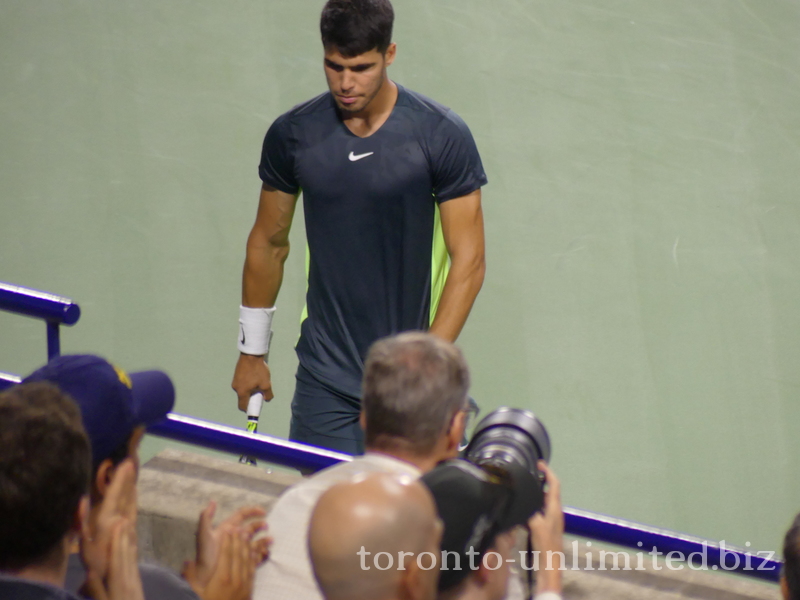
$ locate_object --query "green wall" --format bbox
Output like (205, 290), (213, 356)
(2, 0), (799, 554)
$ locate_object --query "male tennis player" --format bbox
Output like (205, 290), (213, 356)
(232, 0), (487, 454)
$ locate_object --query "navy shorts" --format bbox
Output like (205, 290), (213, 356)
(289, 364), (364, 455)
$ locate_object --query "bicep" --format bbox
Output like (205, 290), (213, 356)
(438, 190), (485, 260)
(249, 183), (299, 249)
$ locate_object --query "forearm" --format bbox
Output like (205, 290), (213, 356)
(428, 254), (485, 342)
(241, 236), (289, 308)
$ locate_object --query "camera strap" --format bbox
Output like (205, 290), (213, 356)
(526, 529), (534, 600)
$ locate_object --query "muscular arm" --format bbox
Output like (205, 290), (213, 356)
(232, 183), (298, 409)
(242, 183), (299, 307)
(428, 189), (485, 342)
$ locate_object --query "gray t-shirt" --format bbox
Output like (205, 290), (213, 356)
(65, 553), (198, 600)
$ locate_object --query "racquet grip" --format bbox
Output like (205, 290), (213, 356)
(240, 392), (264, 465)
(246, 392), (264, 420)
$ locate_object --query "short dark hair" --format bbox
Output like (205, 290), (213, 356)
(320, 0), (394, 57)
(784, 513), (800, 599)
(362, 332), (470, 454)
(0, 382), (91, 570)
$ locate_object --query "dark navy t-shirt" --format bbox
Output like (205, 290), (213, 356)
(259, 84), (487, 398)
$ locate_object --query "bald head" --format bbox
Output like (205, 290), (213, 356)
(309, 473), (442, 600)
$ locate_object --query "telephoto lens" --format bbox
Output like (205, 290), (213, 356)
(463, 407), (551, 528)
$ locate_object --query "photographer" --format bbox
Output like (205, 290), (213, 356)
(254, 331), (471, 600)
(422, 404), (564, 600)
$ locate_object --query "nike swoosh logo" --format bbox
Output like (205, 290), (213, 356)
(239, 324), (246, 345)
(349, 151), (374, 162)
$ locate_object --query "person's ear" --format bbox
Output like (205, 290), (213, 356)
(446, 410), (467, 453)
(74, 495), (89, 533)
(93, 458), (116, 500)
(384, 43), (397, 67)
(399, 557), (432, 600)
(781, 574), (790, 600)
(69, 495), (90, 551)
(398, 559), (417, 599)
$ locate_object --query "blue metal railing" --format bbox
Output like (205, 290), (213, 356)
(564, 508), (781, 581)
(147, 412), (782, 582)
(0, 372), (22, 391)
(0, 283), (782, 583)
(0, 282), (81, 359)
(1, 365), (782, 582)
(148, 413), (352, 473)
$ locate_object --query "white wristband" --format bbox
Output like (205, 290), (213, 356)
(238, 305), (275, 357)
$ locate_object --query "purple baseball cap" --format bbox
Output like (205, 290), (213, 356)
(23, 354), (175, 465)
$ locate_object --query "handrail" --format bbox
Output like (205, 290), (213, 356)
(565, 508), (781, 582)
(148, 412), (782, 582)
(148, 413), (353, 474)
(0, 366), (782, 582)
(1, 284), (779, 581)
(0, 372), (22, 391)
(0, 282), (81, 324)
(0, 282), (81, 359)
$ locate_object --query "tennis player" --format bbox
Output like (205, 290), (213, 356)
(232, 0), (487, 454)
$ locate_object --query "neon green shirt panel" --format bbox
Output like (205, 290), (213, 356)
(299, 203), (448, 329)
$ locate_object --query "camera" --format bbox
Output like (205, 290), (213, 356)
(463, 406), (551, 527)
(421, 407), (551, 591)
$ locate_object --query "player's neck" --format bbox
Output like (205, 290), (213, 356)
(341, 78), (398, 138)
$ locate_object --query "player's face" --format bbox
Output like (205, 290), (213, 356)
(323, 44), (396, 114)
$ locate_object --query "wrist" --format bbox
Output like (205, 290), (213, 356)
(535, 569), (562, 594)
(238, 305), (275, 358)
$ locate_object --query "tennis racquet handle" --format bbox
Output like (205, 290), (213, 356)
(239, 392), (264, 465)
(247, 392), (264, 422)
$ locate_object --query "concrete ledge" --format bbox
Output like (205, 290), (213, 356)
(557, 538), (779, 600)
(137, 448), (300, 572)
(137, 449), (780, 599)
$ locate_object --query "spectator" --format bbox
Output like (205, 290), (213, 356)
(422, 461), (564, 600)
(783, 513), (800, 600)
(23, 354), (269, 600)
(253, 331), (471, 600)
(0, 382), (143, 600)
(308, 473), (443, 600)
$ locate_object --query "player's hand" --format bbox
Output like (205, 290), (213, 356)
(232, 354), (273, 410)
(193, 501), (268, 587)
(81, 459), (138, 583)
(527, 462), (564, 594)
